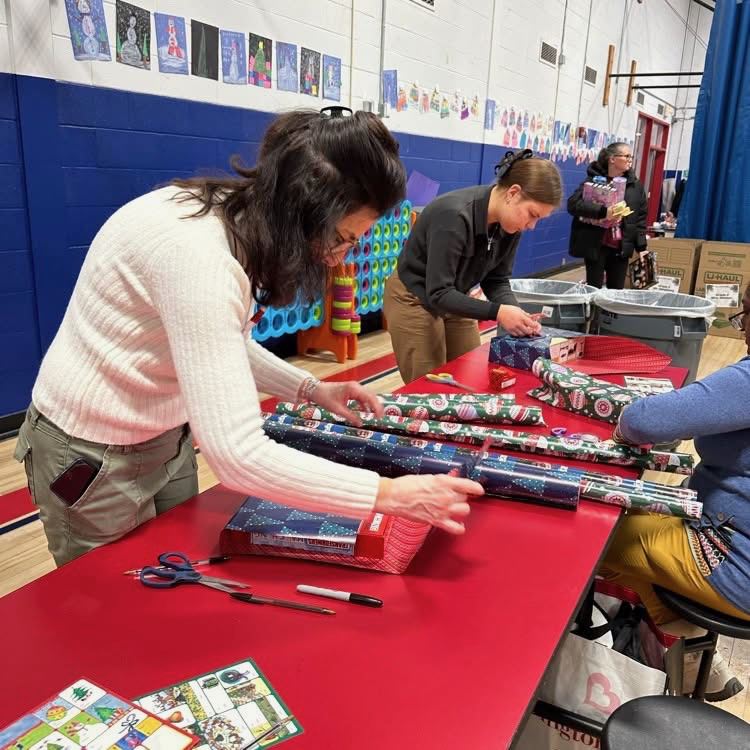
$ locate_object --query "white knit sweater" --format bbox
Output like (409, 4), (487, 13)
(33, 187), (379, 518)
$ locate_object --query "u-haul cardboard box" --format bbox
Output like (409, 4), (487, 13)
(694, 242), (750, 338)
(645, 237), (702, 294)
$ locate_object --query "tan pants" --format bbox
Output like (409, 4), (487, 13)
(601, 513), (750, 625)
(384, 272), (481, 383)
(14, 404), (198, 566)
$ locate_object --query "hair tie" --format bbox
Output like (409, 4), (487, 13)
(494, 148), (534, 179)
(320, 106), (353, 119)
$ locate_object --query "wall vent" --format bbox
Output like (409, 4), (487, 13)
(584, 66), (597, 85)
(636, 91), (645, 105)
(408, 0), (435, 10)
(657, 103), (665, 116)
(540, 41), (558, 68)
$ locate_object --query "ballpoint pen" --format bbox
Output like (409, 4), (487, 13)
(230, 591), (335, 615)
(123, 555), (230, 575)
(238, 715), (297, 750)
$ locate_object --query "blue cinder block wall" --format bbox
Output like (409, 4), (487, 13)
(0, 73), (586, 420)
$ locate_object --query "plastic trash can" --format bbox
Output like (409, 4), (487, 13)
(591, 289), (716, 384)
(506, 279), (598, 333)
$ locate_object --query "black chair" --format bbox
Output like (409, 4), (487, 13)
(602, 695), (750, 749)
(654, 585), (750, 700)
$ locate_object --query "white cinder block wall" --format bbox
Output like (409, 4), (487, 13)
(3, 0), (709, 169)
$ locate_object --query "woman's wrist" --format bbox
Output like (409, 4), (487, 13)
(374, 477), (395, 513)
(297, 376), (321, 403)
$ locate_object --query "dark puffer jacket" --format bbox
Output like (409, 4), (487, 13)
(567, 160), (648, 261)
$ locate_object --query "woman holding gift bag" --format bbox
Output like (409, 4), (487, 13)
(568, 142), (648, 289)
(601, 284), (750, 699)
(384, 150), (563, 383)
(14, 106), (483, 567)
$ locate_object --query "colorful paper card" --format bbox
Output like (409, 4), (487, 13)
(220, 30), (246, 85)
(135, 659), (301, 750)
(248, 34), (272, 88)
(154, 14), (188, 74)
(300, 48), (320, 97)
(115, 0), (150, 69)
(65, 0), (111, 61)
(0, 679), (196, 750)
(322, 55), (341, 101)
(276, 42), (298, 93)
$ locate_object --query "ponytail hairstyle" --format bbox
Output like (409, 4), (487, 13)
(494, 149), (562, 207)
(171, 107), (406, 307)
(597, 141), (629, 170)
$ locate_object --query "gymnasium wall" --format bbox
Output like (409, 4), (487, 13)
(0, 0), (710, 418)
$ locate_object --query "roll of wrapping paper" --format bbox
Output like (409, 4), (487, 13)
(270, 408), (692, 474)
(263, 414), (698, 516)
(480, 453), (701, 519)
(379, 392), (515, 403)
(579, 480), (702, 520)
(374, 394), (527, 424)
(262, 414), (578, 509)
(277, 400), (545, 427)
(529, 358), (642, 424)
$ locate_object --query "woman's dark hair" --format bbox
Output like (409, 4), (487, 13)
(171, 109), (406, 306)
(597, 141), (629, 169)
(494, 149), (562, 207)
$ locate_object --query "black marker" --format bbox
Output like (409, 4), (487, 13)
(297, 584), (383, 608)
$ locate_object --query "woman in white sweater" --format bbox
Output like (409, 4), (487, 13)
(15, 107), (482, 566)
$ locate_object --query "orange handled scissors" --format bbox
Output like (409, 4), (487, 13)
(425, 372), (478, 392)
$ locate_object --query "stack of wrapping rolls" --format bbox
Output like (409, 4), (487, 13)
(273, 401), (693, 475)
(264, 413), (701, 519)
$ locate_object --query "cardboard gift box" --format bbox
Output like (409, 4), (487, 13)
(694, 241), (750, 338)
(489, 327), (586, 371)
(643, 237), (702, 294)
(220, 495), (431, 574)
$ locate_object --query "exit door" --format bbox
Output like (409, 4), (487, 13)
(633, 112), (670, 227)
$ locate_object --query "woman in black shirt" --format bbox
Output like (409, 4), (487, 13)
(383, 150), (563, 383)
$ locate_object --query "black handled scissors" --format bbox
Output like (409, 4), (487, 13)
(139, 551), (248, 593)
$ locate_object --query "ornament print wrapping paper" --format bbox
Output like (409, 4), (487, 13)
(529, 358), (643, 423)
(268, 409), (692, 474)
(276, 397), (545, 427)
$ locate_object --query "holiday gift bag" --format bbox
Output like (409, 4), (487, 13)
(536, 580), (679, 725)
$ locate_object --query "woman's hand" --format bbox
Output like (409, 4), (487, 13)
(311, 381), (383, 426)
(375, 474), (484, 534)
(497, 305), (542, 336)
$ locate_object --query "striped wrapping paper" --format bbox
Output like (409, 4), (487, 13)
(277, 399), (545, 427)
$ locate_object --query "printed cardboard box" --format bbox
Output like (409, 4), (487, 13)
(634, 237), (702, 294)
(694, 242), (750, 338)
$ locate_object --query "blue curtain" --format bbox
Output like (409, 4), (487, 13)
(677, 2), (750, 241)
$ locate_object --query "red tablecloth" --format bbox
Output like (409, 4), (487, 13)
(0, 343), (687, 749)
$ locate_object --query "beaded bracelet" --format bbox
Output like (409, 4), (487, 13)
(297, 376), (321, 403)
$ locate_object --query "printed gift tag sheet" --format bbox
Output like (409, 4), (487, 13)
(0, 678), (196, 750)
(136, 660), (301, 750)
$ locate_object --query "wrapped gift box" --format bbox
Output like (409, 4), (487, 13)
(220, 496), (391, 559)
(489, 327), (586, 371)
(220, 495), (430, 574)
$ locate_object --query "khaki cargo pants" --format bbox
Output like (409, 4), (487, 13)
(14, 404), (199, 566)
(383, 271), (481, 384)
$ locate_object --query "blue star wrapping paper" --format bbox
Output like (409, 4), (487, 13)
(263, 414), (700, 517)
(489, 327), (587, 371)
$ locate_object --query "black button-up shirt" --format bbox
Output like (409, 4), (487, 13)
(397, 184), (520, 320)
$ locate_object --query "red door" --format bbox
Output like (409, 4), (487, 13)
(633, 112), (670, 227)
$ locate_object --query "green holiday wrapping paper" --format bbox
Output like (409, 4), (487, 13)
(279, 399), (544, 426)
(376, 394), (536, 424)
(529, 358), (644, 424)
(271, 406), (693, 474)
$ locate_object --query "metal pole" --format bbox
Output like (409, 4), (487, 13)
(609, 71), (703, 78)
(632, 84), (701, 89)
